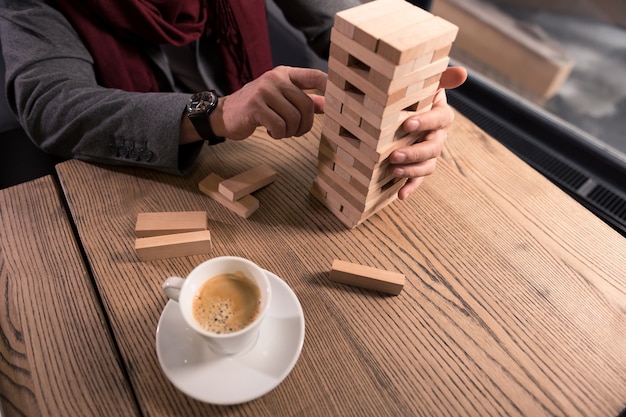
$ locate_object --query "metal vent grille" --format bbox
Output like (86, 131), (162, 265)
(523, 146), (589, 191)
(588, 185), (626, 220)
(448, 88), (626, 236)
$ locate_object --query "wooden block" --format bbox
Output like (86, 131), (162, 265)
(319, 137), (370, 186)
(362, 83), (439, 118)
(311, 176), (363, 227)
(352, 4), (433, 52)
(326, 76), (438, 132)
(317, 150), (367, 197)
(324, 104), (388, 157)
(322, 115), (420, 172)
(326, 102), (416, 156)
(330, 28), (400, 79)
(325, 80), (398, 131)
(377, 16), (459, 65)
(432, 44), (453, 62)
(340, 102), (363, 127)
(316, 164), (368, 211)
(324, 89), (344, 115)
(366, 176), (406, 210)
(218, 164), (277, 201)
(318, 139), (390, 195)
(310, 178), (360, 228)
(316, 156), (403, 213)
(357, 179), (406, 223)
(322, 116), (383, 169)
(198, 173), (259, 218)
(135, 211), (207, 238)
(135, 230), (212, 261)
(333, 0), (410, 38)
(312, 174), (403, 229)
(366, 56), (450, 94)
(330, 259), (405, 295)
(328, 56), (400, 107)
(328, 50), (447, 110)
(329, 27), (448, 80)
(322, 118), (368, 164)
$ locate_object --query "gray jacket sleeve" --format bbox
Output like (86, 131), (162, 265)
(272, 0), (361, 58)
(0, 0), (202, 175)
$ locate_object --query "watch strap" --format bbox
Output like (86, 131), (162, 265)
(187, 90), (226, 146)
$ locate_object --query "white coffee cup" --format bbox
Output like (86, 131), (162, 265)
(162, 256), (271, 355)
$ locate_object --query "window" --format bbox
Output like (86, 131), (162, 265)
(433, 0), (626, 235)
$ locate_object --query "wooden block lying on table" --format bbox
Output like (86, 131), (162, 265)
(218, 164), (277, 201)
(330, 259), (405, 295)
(135, 211), (207, 237)
(135, 230), (212, 261)
(199, 173), (259, 218)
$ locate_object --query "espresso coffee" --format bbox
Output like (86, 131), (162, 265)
(192, 271), (261, 334)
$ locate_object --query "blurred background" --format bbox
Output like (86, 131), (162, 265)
(433, 0), (626, 160)
(430, 0), (626, 235)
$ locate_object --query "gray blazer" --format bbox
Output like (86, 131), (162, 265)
(0, 0), (358, 174)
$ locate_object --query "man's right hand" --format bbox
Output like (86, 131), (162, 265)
(211, 66), (328, 141)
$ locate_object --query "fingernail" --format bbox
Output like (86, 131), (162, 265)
(405, 119), (419, 131)
(392, 152), (407, 163)
(393, 167), (405, 176)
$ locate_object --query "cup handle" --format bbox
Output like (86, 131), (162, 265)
(162, 277), (184, 302)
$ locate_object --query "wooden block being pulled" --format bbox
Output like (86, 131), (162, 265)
(199, 173), (259, 218)
(135, 230), (212, 261)
(330, 259), (405, 295)
(218, 164), (277, 201)
(135, 211), (207, 237)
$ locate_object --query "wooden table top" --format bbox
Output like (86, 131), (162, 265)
(0, 176), (139, 417)
(30, 110), (626, 416)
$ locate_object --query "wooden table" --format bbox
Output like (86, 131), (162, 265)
(0, 176), (139, 417)
(2, 111), (625, 416)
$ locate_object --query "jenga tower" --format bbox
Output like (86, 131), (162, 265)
(311, 0), (459, 228)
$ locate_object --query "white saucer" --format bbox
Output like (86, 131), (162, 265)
(156, 270), (305, 405)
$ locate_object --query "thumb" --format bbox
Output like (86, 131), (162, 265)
(287, 67), (328, 93)
(308, 94), (325, 114)
(440, 66), (467, 90)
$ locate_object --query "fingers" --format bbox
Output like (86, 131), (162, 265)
(286, 66), (328, 93)
(385, 68), (466, 199)
(262, 85), (314, 138)
(440, 66), (467, 90)
(401, 89), (454, 133)
(399, 66), (466, 134)
(389, 129), (446, 199)
(397, 177), (425, 201)
(308, 94), (325, 114)
(221, 66), (328, 140)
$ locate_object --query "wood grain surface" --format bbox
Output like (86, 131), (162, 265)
(0, 176), (139, 417)
(53, 112), (626, 417)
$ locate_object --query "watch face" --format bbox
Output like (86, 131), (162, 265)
(188, 91), (218, 116)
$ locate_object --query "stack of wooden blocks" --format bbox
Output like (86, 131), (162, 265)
(311, 0), (458, 228)
(198, 164), (277, 219)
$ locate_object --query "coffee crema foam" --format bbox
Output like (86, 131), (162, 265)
(192, 271), (261, 334)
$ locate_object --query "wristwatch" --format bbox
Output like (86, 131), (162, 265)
(186, 90), (226, 145)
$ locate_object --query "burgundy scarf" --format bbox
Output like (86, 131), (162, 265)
(54, 0), (273, 93)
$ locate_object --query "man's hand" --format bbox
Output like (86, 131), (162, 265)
(212, 66), (327, 140)
(389, 66), (468, 200)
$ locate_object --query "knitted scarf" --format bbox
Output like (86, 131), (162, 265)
(54, 0), (273, 93)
